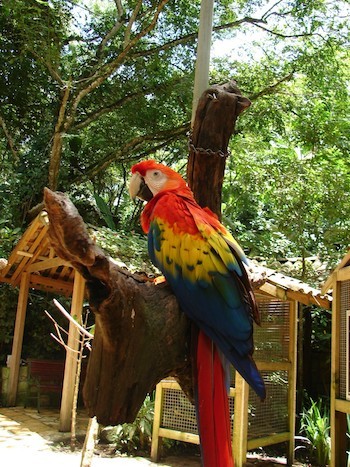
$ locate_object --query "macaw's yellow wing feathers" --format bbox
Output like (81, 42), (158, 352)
(146, 191), (264, 393)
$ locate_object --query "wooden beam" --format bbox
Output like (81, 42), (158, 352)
(158, 428), (200, 444)
(11, 225), (49, 286)
(151, 382), (165, 462)
(6, 272), (30, 406)
(285, 289), (330, 309)
(232, 373), (249, 467)
(322, 249), (350, 294)
(0, 217), (43, 277)
(337, 265), (350, 283)
(16, 251), (34, 258)
(247, 432), (290, 450)
(59, 271), (85, 432)
(26, 257), (71, 273)
(330, 280), (341, 467)
(334, 398), (350, 414)
(29, 274), (74, 294)
(256, 361), (291, 371)
(259, 282), (287, 301)
(259, 281), (330, 309)
(288, 300), (298, 465)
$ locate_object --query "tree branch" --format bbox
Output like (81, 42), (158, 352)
(249, 71), (295, 101)
(48, 83), (71, 190)
(96, 1), (124, 60)
(261, 0), (285, 21)
(250, 22), (314, 39)
(128, 14), (315, 61)
(66, 0), (169, 129)
(43, 188), (192, 424)
(73, 77), (183, 131)
(123, 0), (142, 48)
(0, 114), (19, 161)
(27, 48), (64, 85)
(81, 123), (189, 179)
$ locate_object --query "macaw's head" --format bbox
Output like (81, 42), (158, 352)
(129, 160), (187, 201)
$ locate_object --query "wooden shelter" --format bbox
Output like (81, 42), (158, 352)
(1, 209), (332, 462)
(151, 271), (331, 466)
(322, 250), (350, 467)
(0, 211), (85, 432)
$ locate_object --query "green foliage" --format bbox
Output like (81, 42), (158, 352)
(93, 193), (117, 231)
(310, 308), (331, 351)
(1, 0), (348, 260)
(297, 397), (331, 466)
(91, 225), (156, 275)
(0, 222), (22, 257)
(100, 394), (155, 454)
(220, 34), (350, 270)
(0, 284), (72, 365)
(0, 284), (18, 364)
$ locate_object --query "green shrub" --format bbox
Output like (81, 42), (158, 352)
(296, 397), (330, 466)
(100, 394), (155, 454)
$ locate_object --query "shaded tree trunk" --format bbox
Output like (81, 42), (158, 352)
(187, 81), (251, 216)
(44, 81), (251, 425)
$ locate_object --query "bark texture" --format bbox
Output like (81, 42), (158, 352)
(187, 80), (251, 216)
(44, 81), (251, 426)
(44, 188), (192, 425)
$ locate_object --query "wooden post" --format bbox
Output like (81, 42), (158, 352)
(80, 417), (99, 467)
(59, 270), (85, 432)
(232, 373), (249, 466)
(330, 275), (344, 467)
(7, 272), (30, 406)
(150, 382), (164, 462)
(288, 300), (298, 464)
(191, 0), (214, 125)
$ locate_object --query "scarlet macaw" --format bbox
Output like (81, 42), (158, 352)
(129, 160), (265, 466)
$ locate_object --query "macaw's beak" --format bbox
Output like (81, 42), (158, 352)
(129, 172), (153, 202)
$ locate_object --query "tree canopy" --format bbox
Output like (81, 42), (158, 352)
(0, 0), (349, 273)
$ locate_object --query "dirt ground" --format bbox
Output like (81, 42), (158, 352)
(0, 407), (303, 466)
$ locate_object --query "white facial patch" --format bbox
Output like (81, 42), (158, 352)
(144, 169), (168, 195)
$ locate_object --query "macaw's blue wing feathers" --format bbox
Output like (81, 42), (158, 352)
(146, 193), (265, 400)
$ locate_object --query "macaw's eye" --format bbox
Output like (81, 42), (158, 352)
(152, 171), (160, 177)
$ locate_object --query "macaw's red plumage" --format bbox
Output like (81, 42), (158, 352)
(130, 160), (265, 466)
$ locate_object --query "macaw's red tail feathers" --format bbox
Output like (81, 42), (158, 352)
(196, 330), (234, 467)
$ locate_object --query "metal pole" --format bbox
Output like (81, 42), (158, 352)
(191, 0), (214, 125)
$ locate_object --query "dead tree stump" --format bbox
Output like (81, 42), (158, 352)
(44, 188), (192, 425)
(187, 81), (251, 216)
(44, 81), (251, 425)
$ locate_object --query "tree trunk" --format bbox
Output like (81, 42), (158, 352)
(44, 81), (251, 425)
(187, 80), (251, 216)
(48, 84), (71, 191)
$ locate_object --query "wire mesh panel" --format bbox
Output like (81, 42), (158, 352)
(247, 371), (289, 439)
(340, 280), (350, 400)
(156, 296), (294, 457)
(254, 298), (291, 362)
(162, 386), (198, 434)
(161, 384), (236, 434)
(249, 299), (291, 440)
